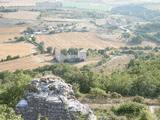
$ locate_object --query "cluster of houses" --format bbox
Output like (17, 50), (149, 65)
(23, 23), (88, 36)
(48, 23), (88, 34)
(55, 48), (87, 62)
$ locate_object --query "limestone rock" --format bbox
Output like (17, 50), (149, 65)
(15, 76), (97, 120)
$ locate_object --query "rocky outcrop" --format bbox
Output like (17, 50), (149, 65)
(15, 75), (97, 120)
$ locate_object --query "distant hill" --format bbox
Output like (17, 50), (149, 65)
(111, 4), (160, 20)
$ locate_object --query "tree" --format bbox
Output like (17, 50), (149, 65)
(68, 48), (78, 55)
(129, 35), (143, 45)
(6, 55), (12, 60)
(0, 71), (32, 107)
(61, 49), (68, 56)
(25, 27), (34, 34)
(31, 37), (36, 42)
(130, 74), (158, 97)
(38, 42), (45, 54)
(46, 47), (53, 54)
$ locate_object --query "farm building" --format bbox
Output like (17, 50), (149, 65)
(55, 48), (87, 62)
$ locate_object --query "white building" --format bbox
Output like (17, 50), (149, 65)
(55, 49), (87, 62)
(78, 49), (87, 61)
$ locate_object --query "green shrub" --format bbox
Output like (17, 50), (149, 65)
(0, 105), (22, 120)
(132, 96), (144, 103)
(46, 47), (53, 54)
(90, 88), (107, 97)
(1, 55), (20, 62)
(113, 102), (147, 118)
(138, 110), (154, 120)
(155, 108), (160, 120)
(110, 92), (122, 99)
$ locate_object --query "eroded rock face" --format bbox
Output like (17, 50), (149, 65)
(15, 76), (97, 120)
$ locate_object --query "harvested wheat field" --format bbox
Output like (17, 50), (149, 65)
(0, 11), (40, 20)
(36, 32), (125, 49)
(0, 54), (52, 72)
(0, 25), (35, 59)
(0, 25), (27, 43)
(0, 42), (36, 59)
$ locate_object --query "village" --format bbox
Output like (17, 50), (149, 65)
(0, 0), (160, 120)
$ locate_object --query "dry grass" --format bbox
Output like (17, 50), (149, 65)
(0, 54), (52, 72)
(0, 42), (36, 59)
(0, 25), (36, 59)
(93, 55), (134, 74)
(0, 26), (26, 34)
(0, 11), (40, 20)
(36, 32), (125, 49)
(0, 25), (27, 42)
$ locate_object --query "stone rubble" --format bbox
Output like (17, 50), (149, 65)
(15, 75), (97, 120)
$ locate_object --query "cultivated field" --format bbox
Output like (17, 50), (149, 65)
(0, 42), (36, 59)
(0, 54), (52, 72)
(0, 25), (36, 59)
(0, 25), (27, 42)
(36, 32), (125, 49)
(0, 11), (40, 20)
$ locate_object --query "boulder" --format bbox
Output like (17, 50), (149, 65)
(15, 75), (97, 120)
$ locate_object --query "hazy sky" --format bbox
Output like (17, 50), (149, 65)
(0, 0), (160, 7)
